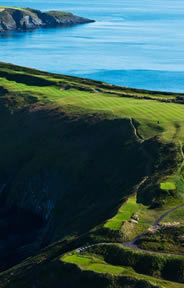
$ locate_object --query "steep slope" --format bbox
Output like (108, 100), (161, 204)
(0, 7), (94, 32)
(0, 63), (184, 287)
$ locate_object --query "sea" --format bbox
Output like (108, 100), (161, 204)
(1, 0), (184, 92)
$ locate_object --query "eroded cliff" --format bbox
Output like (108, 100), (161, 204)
(0, 7), (94, 32)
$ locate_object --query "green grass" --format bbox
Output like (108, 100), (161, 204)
(104, 196), (139, 230)
(104, 194), (184, 244)
(46, 11), (73, 17)
(1, 62), (184, 287)
(0, 6), (37, 17)
(104, 193), (184, 241)
(160, 182), (176, 191)
(56, 92), (184, 122)
(160, 175), (184, 198)
(2, 66), (184, 142)
(161, 206), (184, 224)
(1, 63), (184, 212)
(137, 224), (184, 255)
(62, 253), (133, 275)
(0, 85), (181, 141)
(61, 252), (184, 288)
(0, 6), (73, 16)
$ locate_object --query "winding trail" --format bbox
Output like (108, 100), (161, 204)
(122, 202), (184, 255)
(129, 118), (144, 143)
(178, 140), (184, 174)
(129, 118), (153, 175)
(77, 202), (184, 256)
(122, 127), (184, 255)
(152, 203), (184, 228)
(76, 122), (184, 257)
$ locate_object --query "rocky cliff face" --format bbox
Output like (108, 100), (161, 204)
(0, 7), (94, 32)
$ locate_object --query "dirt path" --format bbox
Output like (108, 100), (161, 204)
(178, 140), (184, 174)
(122, 202), (184, 255)
(76, 196), (184, 256)
(122, 139), (184, 255)
(129, 118), (144, 143)
(129, 118), (153, 176)
(152, 203), (184, 227)
(76, 203), (184, 256)
(76, 124), (184, 257)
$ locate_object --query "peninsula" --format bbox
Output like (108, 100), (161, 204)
(0, 6), (95, 32)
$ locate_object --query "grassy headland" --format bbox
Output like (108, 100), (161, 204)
(0, 6), (94, 32)
(0, 62), (184, 287)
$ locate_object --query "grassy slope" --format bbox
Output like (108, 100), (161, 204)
(61, 252), (184, 288)
(0, 6), (73, 17)
(71, 243), (184, 285)
(0, 6), (37, 17)
(0, 62), (184, 287)
(1, 63), (184, 142)
(103, 196), (184, 241)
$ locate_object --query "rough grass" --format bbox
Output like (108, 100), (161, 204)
(104, 193), (184, 242)
(1, 63), (184, 209)
(104, 196), (139, 230)
(137, 225), (184, 255)
(1, 64), (184, 143)
(0, 72), (184, 146)
(0, 6), (73, 17)
(46, 11), (73, 17)
(1, 78), (184, 144)
(61, 251), (184, 288)
(1, 63), (184, 229)
(1, 62), (184, 286)
(0, 6), (37, 17)
(161, 206), (184, 225)
(62, 253), (135, 275)
(61, 253), (130, 275)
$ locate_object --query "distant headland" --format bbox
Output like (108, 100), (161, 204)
(0, 6), (95, 32)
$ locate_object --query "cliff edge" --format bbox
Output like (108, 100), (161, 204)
(0, 7), (95, 32)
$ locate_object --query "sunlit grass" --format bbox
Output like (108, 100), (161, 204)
(2, 73), (184, 143)
(104, 196), (139, 230)
(160, 182), (176, 191)
(61, 252), (184, 288)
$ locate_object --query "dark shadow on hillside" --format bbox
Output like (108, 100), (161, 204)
(0, 103), (151, 271)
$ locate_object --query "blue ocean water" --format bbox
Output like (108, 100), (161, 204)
(0, 0), (184, 92)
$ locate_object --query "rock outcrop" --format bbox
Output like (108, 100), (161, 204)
(0, 7), (95, 32)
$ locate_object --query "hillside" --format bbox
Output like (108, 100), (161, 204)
(0, 62), (184, 287)
(0, 7), (94, 32)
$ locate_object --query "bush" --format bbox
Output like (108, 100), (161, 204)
(89, 244), (184, 283)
